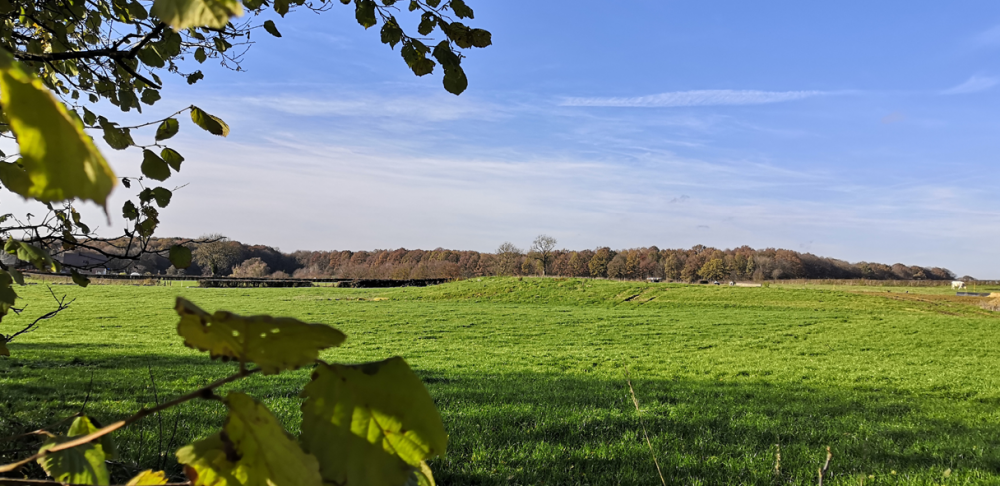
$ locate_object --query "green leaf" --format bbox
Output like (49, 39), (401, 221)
(355, 0), (376, 28)
(161, 148), (185, 171)
(418, 12), (435, 35)
(138, 45), (165, 68)
(442, 65), (467, 95)
(273, 0), (289, 16)
(128, 1), (149, 20)
(0, 271), (18, 319)
(432, 41), (459, 67)
(37, 437), (109, 486)
(151, 187), (172, 207)
(0, 340), (8, 357)
(8, 268), (24, 285)
(190, 106), (229, 136)
(187, 70), (204, 84)
(71, 269), (91, 287)
(150, 0), (244, 31)
(169, 245), (192, 269)
(408, 0), (417, 11)
(0, 161), (32, 196)
(155, 118), (179, 141)
(194, 47), (207, 63)
(141, 89), (161, 105)
(300, 357), (447, 486)
(0, 52), (117, 208)
(443, 21), (471, 48)
(263, 19), (281, 37)
(470, 28), (491, 48)
(123, 200), (139, 220)
(411, 58), (434, 76)
(450, 0), (473, 19)
(175, 297), (346, 374)
(97, 117), (134, 150)
(177, 392), (323, 486)
(126, 470), (169, 485)
(82, 107), (97, 126)
(141, 149), (171, 181)
(380, 17), (402, 47)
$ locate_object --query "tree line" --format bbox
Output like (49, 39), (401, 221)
(82, 235), (960, 282)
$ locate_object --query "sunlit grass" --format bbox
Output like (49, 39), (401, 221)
(2, 277), (999, 484)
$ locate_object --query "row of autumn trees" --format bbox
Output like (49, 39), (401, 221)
(92, 235), (959, 282)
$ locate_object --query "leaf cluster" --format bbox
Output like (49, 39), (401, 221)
(0, 0), (490, 326)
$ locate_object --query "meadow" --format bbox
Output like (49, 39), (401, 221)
(2, 277), (1000, 485)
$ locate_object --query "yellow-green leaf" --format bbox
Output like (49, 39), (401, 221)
(155, 118), (179, 141)
(190, 106), (229, 136)
(6, 240), (59, 272)
(0, 52), (117, 208)
(67, 415), (117, 461)
(176, 392), (322, 486)
(126, 470), (169, 485)
(151, 0), (244, 31)
(37, 436), (109, 486)
(175, 297), (345, 374)
(300, 357), (447, 486)
(0, 340), (9, 357)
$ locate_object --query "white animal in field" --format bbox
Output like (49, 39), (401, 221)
(952, 281), (966, 289)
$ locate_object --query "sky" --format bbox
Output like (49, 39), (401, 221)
(9, 1), (1000, 277)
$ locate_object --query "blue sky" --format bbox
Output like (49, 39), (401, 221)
(16, 1), (1000, 276)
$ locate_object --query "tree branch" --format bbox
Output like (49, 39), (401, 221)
(0, 367), (260, 474)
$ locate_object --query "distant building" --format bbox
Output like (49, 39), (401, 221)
(56, 251), (109, 275)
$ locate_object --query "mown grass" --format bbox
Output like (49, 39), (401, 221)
(2, 277), (1000, 485)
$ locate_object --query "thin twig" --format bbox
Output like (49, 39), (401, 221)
(624, 370), (667, 486)
(5, 287), (74, 343)
(78, 370), (95, 415)
(146, 361), (164, 470)
(0, 368), (259, 474)
(0, 414), (81, 445)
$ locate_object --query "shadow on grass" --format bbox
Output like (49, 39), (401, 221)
(424, 371), (1000, 485)
(4, 350), (1000, 485)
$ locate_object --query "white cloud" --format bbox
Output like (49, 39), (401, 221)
(973, 24), (1000, 47)
(560, 89), (829, 108)
(942, 75), (999, 95)
(235, 93), (503, 121)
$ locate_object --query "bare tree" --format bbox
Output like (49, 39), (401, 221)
(529, 235), (558, 276)
(493, 242), (523, 276)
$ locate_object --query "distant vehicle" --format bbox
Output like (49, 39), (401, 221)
(130, 272), (141, 277)
(712, 281), (720, 285)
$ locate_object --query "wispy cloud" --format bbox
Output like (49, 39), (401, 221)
(560, 89), (829, 108)
(973, 24), (1000, 47)
(235, 93), (503, 121)
(942, 75), (999, 95)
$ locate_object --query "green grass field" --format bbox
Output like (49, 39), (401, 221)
(2, 278), (1000, 485)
